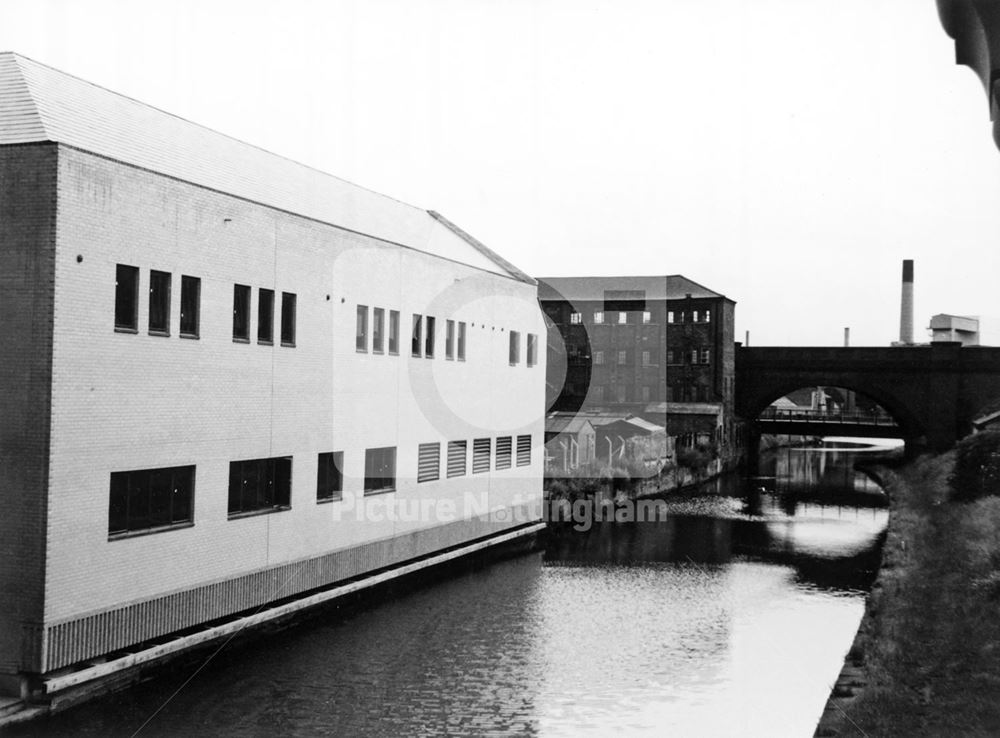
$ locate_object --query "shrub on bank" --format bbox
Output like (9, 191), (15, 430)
(949, 430), (1000, 502)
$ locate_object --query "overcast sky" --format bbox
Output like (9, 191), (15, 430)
(3, 0), (999, 346)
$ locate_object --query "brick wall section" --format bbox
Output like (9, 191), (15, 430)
(0, 143), (57, 679)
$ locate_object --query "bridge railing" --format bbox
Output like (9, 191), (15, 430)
(758, 408), (898, 426)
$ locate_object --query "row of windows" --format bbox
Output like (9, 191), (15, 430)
(115, 265), (201, 337)
(566, 309), (712, 325)
(233, 285), (297, 346)
(592, 348), (711, 366)
(588, 384), (711, 403)
(108, 436), (534, 535)
(416, 435), (532, 482)
(356, 306), (470, 361)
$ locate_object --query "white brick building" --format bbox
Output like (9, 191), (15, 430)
(0, 52), (545, 697)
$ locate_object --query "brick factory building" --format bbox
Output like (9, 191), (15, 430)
(0, 52), (545, 698)
(537, 275), (736, 446)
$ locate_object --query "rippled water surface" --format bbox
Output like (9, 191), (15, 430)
(19, 442), (893, 737)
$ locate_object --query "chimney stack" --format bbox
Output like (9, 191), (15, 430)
(899, 259), (914, 345)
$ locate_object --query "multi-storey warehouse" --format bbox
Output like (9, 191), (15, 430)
(0, 52), (545, 698)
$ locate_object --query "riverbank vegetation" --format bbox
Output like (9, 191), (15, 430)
(818, 432), (1000, 736)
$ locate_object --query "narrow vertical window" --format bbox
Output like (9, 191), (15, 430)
(425, 316), (436, 358)
(280, 292), (296, 346)
(446, 320), (455, 360)
(388, 310), (400, 354)
(258, 289), (274, 344)
(148, 270), (171, 335)
(180, 275), (200, 338)
(373, 308), (385, 353)
(617, 350), (627, 365)
(693, 310), (700, 323)
(233, 284), (251, 341)
(527, 333), (538, 367)
(412, 314), (423, 357)
(667, 311), (675, 324)
(642, 386), (651, 402)
(458, 321), (467, 361)
(642, 350), (651, 366)
(114, 264), (140, 331)
(704, 309), (711, 323)
(356, 305), (369, 352)
(701, 348), (711, 364)
(316, 451), (344, 502)
(509, 330), (520, 365)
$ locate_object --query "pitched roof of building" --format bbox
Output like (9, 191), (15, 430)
(535, 275), (733, 302)
(0, 52), (533, 285)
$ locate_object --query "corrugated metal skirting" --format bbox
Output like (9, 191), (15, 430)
(43, 511), (535, 672)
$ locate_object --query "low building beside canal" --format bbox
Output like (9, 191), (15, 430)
(0, 52), (546, 698)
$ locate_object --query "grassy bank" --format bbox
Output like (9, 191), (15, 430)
(817, 450), (1000, 736)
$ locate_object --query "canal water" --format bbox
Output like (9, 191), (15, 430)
(17, 441), (894, 738)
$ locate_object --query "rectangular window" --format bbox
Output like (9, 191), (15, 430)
(690, 349), (698, 364)
(447, 440), (467, 478)
(693, 310), (700, 322)
(593, 311), (604, 324)
(233, 284), (251, 341)
(356, 305), (368, 352)
(701, 348), (711, 364)
(617, 385), (627, 403)
(667, 311), (675, 324)
(108, 465), (194, 536)
(594, 350), (604, 365)
(258, 288), (275, 344)
(425, 316), (436, 358)
(446, 320), (455, 360)
(418, 442), (441, 483)
(280, 292), (296, 346)
(617, 312), (627, 324)
(316, 451), (344, 501)
(527, 333), (538, 367)
(473, 438), (491, 474)
(667, 349), (677, 365)
(388, 310), (400, 354)
(412, 314), (423, 357)
(364, 447), (396, 494)
(642, 311), (651, 324)
(458, 321), (467, 360)
(642, 350), (651, 366)
(496, 436), (512, 470)
(372, 307), (384, 353)
(617, 350), (627, 365)
(570, 312), (582, 324)
(593, 385), (605, 401)
(114, 264), (140, 331)
(227, 457), (292, 516)
(148, 270), (171, 335)
(704, 309), (711, 323)
(509, 330), (521, 365)
(516, 435), (531, 467)
(642, 386), (651, 402)
(180, 275), (200, 338)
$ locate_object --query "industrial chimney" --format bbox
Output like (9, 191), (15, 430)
(899, 259), (914, 345)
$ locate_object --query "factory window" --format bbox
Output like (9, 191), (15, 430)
(388, 310), (400, 354)
(527, 333), (538, 367)
(316, 452), (344, 502)
(616, 385), (627, 403)
(693, 310), (700, 322)
(114, 264), (140, 332)
(280, 292), (296, 346)
(666, 350), (677, 365)
(412, 314), (423, 357)
(570, 312), (582, 324)
(473, 438), (491, 474)
(258, 288), (274, 344)
(364, 447), (396, 494)
(228, 456), (292, 516)
(642, 350), (651, 366)
(233, 284), (251, 341)
(593, 311), (604, 324)
(593, 385), (605, 401)
(509, 331), (521, 365)
(594, 350), (605, 365)
(496, 436), (513, 470)
(356, 305), (368, 352)
(108, 465), (195, 537)
(418, 443), (441, 483)
(516, 435), (532, 467)
(642, 386), (651, 402)
(447, 440), (467, 478)
(618, 312), (627, 324)
(704, 309), (711, 323)
(617, 350), (627, 365)
(701, 348), (711, 364)
(458, 321), (467, 361)
(425, 316), (436, 358)
(690, 349), (698, 365)
(446, 320), (455, 359)
(148, 270), (171, 335)
(642, 311), (652, 324)
(180, 275), (200, 338)
(667, 311), (675, 324)
(373, 307), (385, 353)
